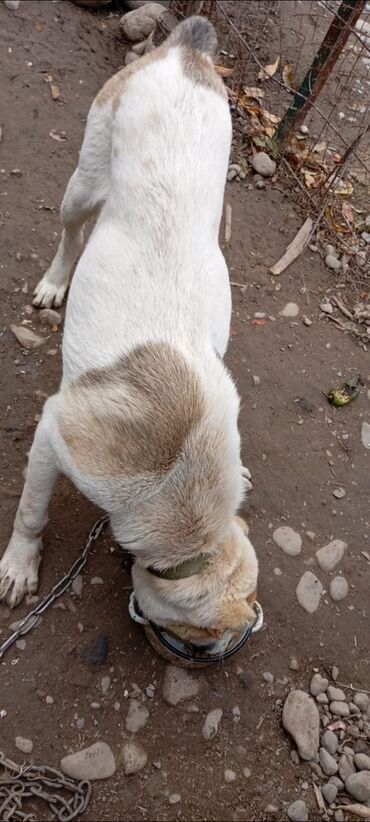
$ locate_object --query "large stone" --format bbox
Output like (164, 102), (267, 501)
(296, 571), (323, 613)
(11, 325), (45, 350)
(353, 692), (370, 712)
(282, 690), (320, 761)
(120, 3), (165, 41)
(330, 701), (350, 717)
(354, 753), (370, 771)
(316, 540), (346, 572)
(122, 741), (148, 775)
(287, 800), (308, 822)
(319, 747), (338, 776)
(345, 771), (370, 802)
(327, 686), (346, 702)
(272, 526), (302, 556)
(61, 741), (115, 781)
(125, 700), (150, 733)
(251, 151), (276, 177)
(162, 665), (199, 706)
(321, 730), (338, 756)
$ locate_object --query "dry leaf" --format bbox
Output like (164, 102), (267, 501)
(258, 55), (280, 81)
(282, 62), (296, 90)
(342, 201), (354, 224)
(34, 19), (44, 31)
(312, 783), (325, 812)
(265, 126), (276, 138)
(334, 180), (354, 196)
(336, 806), (370, 819)
(304, 171), (317, 189)
(49, 129), (67, 142)
(261, 110), (280, 124)
(243, 86), (265, 100)
(215, 65), (233, 78)
(326, 207), (351, 234)
(313, 141), (327, 154)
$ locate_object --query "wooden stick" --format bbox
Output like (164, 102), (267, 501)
(269, 217), (313, 275)
(224, 203), (232, 244)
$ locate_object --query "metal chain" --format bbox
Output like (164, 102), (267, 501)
(0, 750), (91, 821)
(0, 515), (109, 661)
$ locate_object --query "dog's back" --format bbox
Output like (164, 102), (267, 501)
(62, 17), (232, 384)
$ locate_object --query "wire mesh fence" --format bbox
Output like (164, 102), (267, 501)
(171, 0), (370, 292)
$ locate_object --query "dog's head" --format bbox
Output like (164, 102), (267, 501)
(131, 515), (258, 647)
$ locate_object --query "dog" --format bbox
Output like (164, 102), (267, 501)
(0, 16), (258, 647)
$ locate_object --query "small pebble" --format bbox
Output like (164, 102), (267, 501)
(332, 665), (339, 681)
(332, 487), (345, 499)
(354, 753), (370, 771)
(45, 695), (54, 705)
(322, 783), (337, 804)
(76, 718), (85, 730)
(289, 657), (299, 671)
(302, 316), (312, 327)
(353, 693), (370, 712)
(279, 302), (299, 318)
(330, 701), (350, 717)
(296, 571), (323, 613)
(310, 674), (328, 697)
(243, 767), (251, 778)
(319, 747), (338, 776)
(145, 686), (155, 699)
(61, 741), (115, 781)
(91, 577), (104, 585)
(334, 812), (344, 822)
(330, 576), (349, 602)
(39, 308), (62, 327)
(125, 700), (149, 733)
(253, 375), (261, 386)
(251, 151), (276, 177)
(316, 693), (328, 704)
(273, 526), (302, 556)
(263, 672), (274, 684)
(101, 676), (110, 696)
(72, 575), (83, 597)
(327, 686), (346, 702)
(15, 736), (33, 755)
(162, 665), (199, 706)
(361, 421), (370, 450)
(321, 730), (338, 756)
(224, 769), (236, 783)
(16, 639), (26, 651)
(202, 708), (223, 741)
(169, 794), (181, 805)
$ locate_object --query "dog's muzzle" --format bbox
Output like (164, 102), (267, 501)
(128, 592), (264, 668)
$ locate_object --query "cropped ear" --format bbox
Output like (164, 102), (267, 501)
(218, 598), (256, 632)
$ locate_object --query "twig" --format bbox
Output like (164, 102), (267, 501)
(331, 294), (354, 320)
(269, 217), (313, 275)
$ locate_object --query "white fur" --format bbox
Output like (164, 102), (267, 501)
(0, 44), (254, 622)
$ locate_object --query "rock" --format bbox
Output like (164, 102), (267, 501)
(322, 783), (337, 804)
(91, 576), (103, 585)
(15, 737), (33, 754)
(76, 718), (85, 730)
(243, 767), (251, 778)
(289, 657), (299, 671)
(61, 741), (115, 781)
(330, 701), (350, 717)
(4, 1), (20, 9)
(101, 676), (110, 695)
(317, 693), (328, 704)
(125, 700), (150, 733)
(320, 297), (334, 312)
(321, 730), (338, 756)
(145, 686), (155, 699)
(300, 125), (309, 135)
(319, 747), (338, 776)
(79, 635), (108, 665)
(125, 51), (140, 65)
(202, 708), (223, 741)
(329, 776), (344, 789)
(287, 799), (308, 822)
(349, 702), (360, 714)
(303, 316), (312, 326)
(332, 665), (339, 681)
(252, 374), (261, 385)
(282, 690), (320, 761)
(224, 769), (237, 783)
(251, 152), (276, 177)
(354, 753), (370, 771)
(255, 179), (266, 189)
(39, 308), (62, 327)
(327, 686), (346, 702)
(316, 540), (347, 572)
(72, 575), (83, 597)
(338, 753), (356, 781)
(263, 672), (274, 684)
(122, 741), (148, 775)
(334, 812), (344, 822)
(325, 255), (341, 272)
(361, 422), (370, 449)
(16, 639), (26, 651)
(279, 302), (299, 318)
(345, 771), (370, 802)
(162, 665), (199, 706)
(169, 794), (181, 805)
(120, 3), (165, 41)
(332, 487), (346, 499)
(11, 325), (45, 349)
(290, 750), (300, 765)
(45, 695), (54, 705)
(227, 169), (238, 182)
(272, 526), (302, 556)
(330, 576), (349, 602)
(354, 693), (370, 712)
(296, 571), (323, 614)
(310, 674), (328, 697)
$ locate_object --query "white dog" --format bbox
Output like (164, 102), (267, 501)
(0, 17), (258, 645)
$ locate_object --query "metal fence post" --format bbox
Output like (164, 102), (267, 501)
(276, 0), (366, 146)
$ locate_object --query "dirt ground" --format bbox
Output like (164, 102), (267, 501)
(0, 2), (369, 821)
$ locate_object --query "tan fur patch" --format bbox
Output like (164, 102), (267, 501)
(59, 343), (204, 478)
(181, 46), (227, 99)
(95, 47), (168, 111)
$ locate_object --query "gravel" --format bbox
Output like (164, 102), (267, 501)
(282, 690), (320, 761)
(162, 665), (199, 706)
(272, 526), (302, 556)
(251, 151), (276, 177)
(287, 799), (308, 822)
(319, 747), (338, 776)
(329, 576), (349, 602)
(316, 540), (347, 572)
(202, 708), (223, 741)
(296, 571), (323, 613)
(345, 771), (370, 802)
(310, 674), (328, 697)
(61, 741), (116, 781)
(321, 730), (338, 756)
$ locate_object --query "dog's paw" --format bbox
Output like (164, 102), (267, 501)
(0, 538), (41, 608)
(241, 464), (253, 492)
(33, 277), (68, 309)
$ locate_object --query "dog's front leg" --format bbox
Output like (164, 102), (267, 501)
(0, 417), (59, 608)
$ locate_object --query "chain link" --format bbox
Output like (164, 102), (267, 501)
(0, 515), (109, 661)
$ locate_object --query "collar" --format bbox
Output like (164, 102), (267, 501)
(147, 552), (213, 581)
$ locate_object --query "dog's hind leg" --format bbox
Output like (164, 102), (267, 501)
(0, 411), (59, 607)
(33, 103), (112, 308)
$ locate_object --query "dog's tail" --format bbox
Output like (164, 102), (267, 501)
(167, 15), (218, 60)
